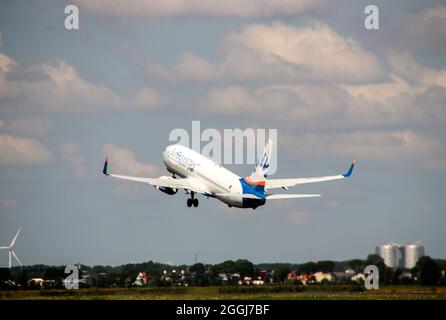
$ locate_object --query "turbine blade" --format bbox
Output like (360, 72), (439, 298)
(9, 250), (12, 268)
(0, 246), (10, 250)
(10, 227), (22, 247)
(11, 250), (22, 266)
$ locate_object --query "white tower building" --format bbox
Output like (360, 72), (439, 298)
(376, 242), (401, 269)
(402, 241), (424, 269)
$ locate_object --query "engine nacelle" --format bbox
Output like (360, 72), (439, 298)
(156, 176), (178, 195)
(158, 186), (178, 195)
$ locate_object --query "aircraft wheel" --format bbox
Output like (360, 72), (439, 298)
(193, 198), (199, 207)
(187, 198), (192, 207)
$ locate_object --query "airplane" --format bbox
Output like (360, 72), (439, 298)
(102, 140), (355, 209)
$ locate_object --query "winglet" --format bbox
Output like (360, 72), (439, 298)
(342, 160), (356, 178)
(102, 157), (109, 176)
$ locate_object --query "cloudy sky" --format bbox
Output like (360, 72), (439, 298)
(0, 0), (445, 266)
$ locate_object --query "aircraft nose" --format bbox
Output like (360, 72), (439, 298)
(163, 145), (173, 161)
(164, 145), (173, 154)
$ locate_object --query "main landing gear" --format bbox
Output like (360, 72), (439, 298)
(187, 192), (199, 208)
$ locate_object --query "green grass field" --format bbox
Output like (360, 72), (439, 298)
(1, 286), (446, 300)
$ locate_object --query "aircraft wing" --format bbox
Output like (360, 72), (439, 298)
(102, 158), (209, 194)
(266, 161), (355, 190)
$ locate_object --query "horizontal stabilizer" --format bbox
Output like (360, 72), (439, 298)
(266, 194), (321, 200)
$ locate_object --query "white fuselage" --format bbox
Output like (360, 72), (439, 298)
(162, 144), (250, 208)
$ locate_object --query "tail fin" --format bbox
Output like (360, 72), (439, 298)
(241, 140), (273, 194)
(257, 139), (273, 178)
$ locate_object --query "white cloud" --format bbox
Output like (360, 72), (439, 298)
(149, 21), (445, 127)
(419, 5), (446, 21)
(225, 22), (384, 83)
(0, 54), (165, 113)
(0, 52), (16, 72)
(0, 117), (52, 135)
(403, 5), (446, 51)
(341, 53), (446, 125)
(0, 134), (53, 165)
(342, 75), (414, 103)
(198, 84), (344, 121)
(101, 144), (161, 176)
(0, 51), (17, 94)
(74, 0), (325, 17)
(60, 142), (86, 178)
(197, 73), (446, 126)
(388, 52), (446, 88)
(281, 130), (446, 170)
(197, 86), (256, 115)
(134, 87), (165, 108)
(153, 22), (385, 84)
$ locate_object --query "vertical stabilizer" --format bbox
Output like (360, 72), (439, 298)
(242, 139), (273, 194)
(256, 139), (273, 178)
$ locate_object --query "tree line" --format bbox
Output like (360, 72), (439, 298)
(1, 255), (445, 289)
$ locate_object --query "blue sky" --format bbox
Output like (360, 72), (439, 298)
(0, 0), (445, 266)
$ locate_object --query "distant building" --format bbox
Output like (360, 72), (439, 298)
(28, 278), (45, 287)
(134, 272), (148, 286)
(333, 270), (358, 282)
(27, 278), (56, 288)
(287, 271), (298, 281)
(313, 272), (334, 283)
(402, 242), (425, 269)
(252, 279), (264, 285)
(218, 273), (228, 282)
(238, 276), (252, 285)
(231, 273), (240, 279)
(344, 268), (355, 275)
(376, 241), (425, 269)
(376, 242), (401, 268)
(399, 271), (413, 280)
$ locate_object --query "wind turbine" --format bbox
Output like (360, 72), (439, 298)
(0, 227), (23, 268)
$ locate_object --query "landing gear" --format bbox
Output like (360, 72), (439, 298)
(187, 192), (199, 207)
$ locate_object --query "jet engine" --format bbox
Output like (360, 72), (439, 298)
(156, 176), (178, 195)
